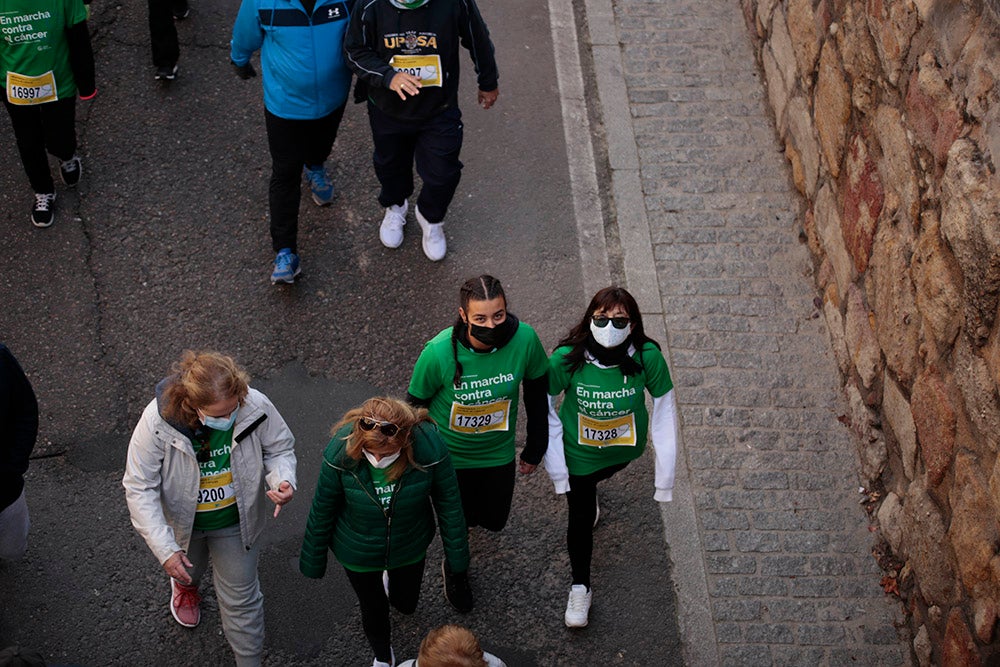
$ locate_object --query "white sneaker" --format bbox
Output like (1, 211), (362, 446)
(564, 584), (592, 627)
(379, 201), (407, 248)
(415, 204), (446, 261)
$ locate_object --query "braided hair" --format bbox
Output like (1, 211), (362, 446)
(451, 275), (506, 387)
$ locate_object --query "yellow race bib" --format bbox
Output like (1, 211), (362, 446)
(6, 71), (57, 106)
(449, 399), (510, 434)
(389, 54), (442, 87)
(577, 413), (637, 447)
(196, 471), (237, 512)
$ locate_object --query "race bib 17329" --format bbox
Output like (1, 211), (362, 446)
(449, 398), (510, 434)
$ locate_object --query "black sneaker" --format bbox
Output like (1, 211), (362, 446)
(442, 560), (473, 613)
(154, 64), (179, 81)
(60, 155), (82, 187)
(172, 6), (190, 19)
(31, 192), (56, 228)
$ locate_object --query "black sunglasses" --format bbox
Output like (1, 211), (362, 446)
(592, 315), (630, 329)
(358, 417), (399, 437)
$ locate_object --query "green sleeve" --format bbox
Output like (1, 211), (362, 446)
(66, 0), (88, 25)
(299, 439), (345, 579)
(423, 424), (470, 572)
(407, 340), (444, 401)
(524, 327), (549, 381)
(547, 348), (571, 396)
(642, 344), (673, 398)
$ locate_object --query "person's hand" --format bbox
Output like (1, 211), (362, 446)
(232, 60), (257, 80)
(163, 550), (193, 584)
(478, 87), (498, 110)
(518, 460), (537, 475)
(389, 72), (421, 100)
(266, 480), (294, 517)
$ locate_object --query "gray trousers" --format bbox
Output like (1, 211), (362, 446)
(0, 489), (29, 560)
(187, 523), (264, 667)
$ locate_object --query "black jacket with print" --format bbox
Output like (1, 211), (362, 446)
(344, 0), (498, 120)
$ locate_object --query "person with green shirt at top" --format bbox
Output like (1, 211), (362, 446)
(123, 350), (297, 667)
(406, 274), (548, 611)
(544, 286), (680, 629)
(1, 0), (96, 227)
(299, 397), (469, 667)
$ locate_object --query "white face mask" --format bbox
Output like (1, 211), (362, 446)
(590, 320), (631, 348)
(363, 449), (401, 469)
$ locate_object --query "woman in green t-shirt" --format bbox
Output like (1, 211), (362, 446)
(300, 397), (469, 667)
(544, 286), (680, 628)
(406, 275), (549, 607)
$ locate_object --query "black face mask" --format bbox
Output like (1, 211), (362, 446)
(468, 315), (518, 349)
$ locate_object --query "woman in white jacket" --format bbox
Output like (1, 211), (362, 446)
(544, 287), (679, 629)
(123, 350), (296, 667)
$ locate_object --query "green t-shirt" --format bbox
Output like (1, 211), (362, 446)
(549, 342), (673, 476)
(0, 0), (88, 103)
(192, 425), (241, 532)
(407, 321), (548, 469)
(369, 464), (397, 512)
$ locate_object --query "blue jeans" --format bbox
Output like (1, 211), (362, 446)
(186, 523), (263, 667)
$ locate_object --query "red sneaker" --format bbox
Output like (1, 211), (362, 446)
(170, 578), (201, 628)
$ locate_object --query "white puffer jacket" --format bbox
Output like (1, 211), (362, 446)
(123, 388), (297, 564)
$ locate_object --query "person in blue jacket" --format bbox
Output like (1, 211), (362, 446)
(230, 0), (353, 284)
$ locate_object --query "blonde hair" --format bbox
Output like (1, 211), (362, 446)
(160, 350), (250, 429)
(416, 625), (488, 667)
(332, 397), (430, 482)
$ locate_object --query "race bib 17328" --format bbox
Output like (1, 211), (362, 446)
(577, 413), (637, 447)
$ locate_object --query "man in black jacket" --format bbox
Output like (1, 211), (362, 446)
(345, 0), (498, 262)
(0, 344), (38, 560)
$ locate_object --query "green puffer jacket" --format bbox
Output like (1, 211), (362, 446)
(300, 421), (469, 577)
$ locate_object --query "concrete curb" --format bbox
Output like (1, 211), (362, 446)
(577, 0), (721, 664)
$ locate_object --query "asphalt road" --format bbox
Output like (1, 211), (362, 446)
(0, 0), (681, 664)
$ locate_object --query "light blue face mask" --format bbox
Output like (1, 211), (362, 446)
(200, 408), (238, 431)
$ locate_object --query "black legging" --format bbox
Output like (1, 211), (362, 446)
(455, 460), (516, 531)
(566, 462), (630, 589)
(343, 559), (425, 663)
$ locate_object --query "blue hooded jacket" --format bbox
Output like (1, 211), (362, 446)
(231, 0), (354, 120)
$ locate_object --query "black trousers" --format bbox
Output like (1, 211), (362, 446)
(264, 105), (346, 253)
(148, 0), (187, 67)
(3, 97), (76, 194)
(566, 462), (630, 589)
(367, 102), (463, 224)
(343, 558), (425, 663)
(455, 460), (515, 532)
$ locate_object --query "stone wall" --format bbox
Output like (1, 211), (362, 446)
(740, 0), (1000, 661)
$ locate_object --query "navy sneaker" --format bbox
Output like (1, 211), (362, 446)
(304, 165), (335, 206)
(270, 248), (300, 284)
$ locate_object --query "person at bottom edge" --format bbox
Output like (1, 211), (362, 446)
(544, 286), (680, 629)
(397, 624), (506, 667)
(123, 350), (297, 667)
(300, 397), (470, 667)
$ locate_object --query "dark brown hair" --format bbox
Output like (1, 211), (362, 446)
(557, 286), (659, 375)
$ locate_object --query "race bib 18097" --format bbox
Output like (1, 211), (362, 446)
(389, 54), (442, 87)
(577, 413), (637, 447)
(449, 398), (510, 434)
(6, 71), (57, 106)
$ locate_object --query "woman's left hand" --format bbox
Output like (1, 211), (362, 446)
(267, 481), (294, 517)
(518, 460), (537, 475)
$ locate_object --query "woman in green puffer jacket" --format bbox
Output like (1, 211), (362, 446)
(300, 396), (469, 667)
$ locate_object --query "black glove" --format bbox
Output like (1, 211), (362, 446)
(232, 60), (257, 80)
